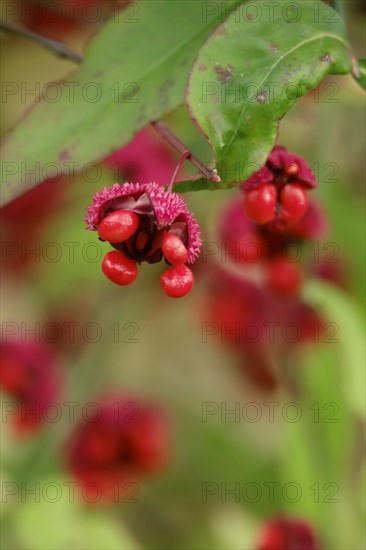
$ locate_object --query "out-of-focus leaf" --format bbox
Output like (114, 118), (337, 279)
(304, 279), (365, 420)
(186, 0), (352, 188)
(12, 478), (141, 549)
(353, 58), (366, 90)
(279, 345), (364, 549)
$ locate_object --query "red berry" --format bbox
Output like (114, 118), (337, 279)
(102, 251), (138, 286)
(267, 258), (302, 296)
(160, 265), (194, 298)
(98, 210), (139, 243)
(285, 162), (299, 177)
(243, 184), (277, 224)
(280, 184), (308, 223)
(162, 233), (188, 265)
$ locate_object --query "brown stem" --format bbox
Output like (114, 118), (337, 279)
(0, 21), (83, 63)
(151, 120), (221, 183)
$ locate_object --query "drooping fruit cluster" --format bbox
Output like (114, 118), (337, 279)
(257, 517), (320, 550)
(1, 177), (65, 274)
(267, 257), (303, 296)
(86, 182), (201, 298)
(0, 341), (60, 434)
(219, 195), (327, 297)
(200, 193), (329, 392)
(65, 394), (169, 503)
(18, 0), (124, 39)
(242, 146), (316, 227)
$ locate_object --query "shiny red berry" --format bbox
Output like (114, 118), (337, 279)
(280, 184), (308, 223)
(243, 184), (277, 224)
(267, 258), (302, 296)
(160, 264), (194, 298)
(101, 251), (138, 286)
(98, 210), (139, 243)
(162, 233), (188, 265)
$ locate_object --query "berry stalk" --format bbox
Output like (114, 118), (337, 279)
(151, 120), (221, 184)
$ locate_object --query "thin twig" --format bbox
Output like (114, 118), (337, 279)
(151, 120), (221, 183)
(167, 151), (190, 193)
(0, 21), (83, 63)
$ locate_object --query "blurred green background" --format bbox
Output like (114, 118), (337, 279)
(0, 1), (365, 549)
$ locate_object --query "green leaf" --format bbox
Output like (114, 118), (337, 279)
(303, 279), (366, 420)
(185, 0), (353, 189)
(11, 477), (141, 549)
(0, 0), (244, 206)
(278, 346), (363, 549)
(353, 58), (366, 90)
(174, 177), (218, 193)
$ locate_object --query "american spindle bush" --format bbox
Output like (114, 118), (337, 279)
(0, 1), (365, 549)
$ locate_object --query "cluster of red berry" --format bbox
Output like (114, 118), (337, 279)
(258, 517), (319, 550)
(242, 146), (316, 227)
(99, 210), (194, 298)
(86, 146), (316, 299)
(243, 174), (309, 225)
(18, 0), (122, 39)
(199, 146), (335, 391)
(86, 182), (201, 299)
(0, 340), (169, 501)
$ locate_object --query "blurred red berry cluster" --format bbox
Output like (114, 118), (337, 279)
(66, 394), (169, 503)
(257, 517), (320, 550)
(197, 144), (347, 392)
(16, 0), (129, 39)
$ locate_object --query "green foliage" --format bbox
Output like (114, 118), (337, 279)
(353, 58), (366, 90)
(185, 0), (352, 188)
(304, 279), (366, 420)
(10, 481), (140, 550)
(0, 0), (244, 205)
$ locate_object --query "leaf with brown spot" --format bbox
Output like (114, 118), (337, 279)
(185, 0), (353, 190)
(0, 0), (247, 205)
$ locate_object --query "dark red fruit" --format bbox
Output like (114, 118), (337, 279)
(0, 354), (34, 400)
(160, 265), (194, 298)
(267, 258), (302, 296)
(243, 184), (277, 224)
(280, 184), (308, 223)
(101, 251), (138, 286)
(98, 210), (139, 243)
(258, 517), (319, 550)
(162, 233), (188, 265)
